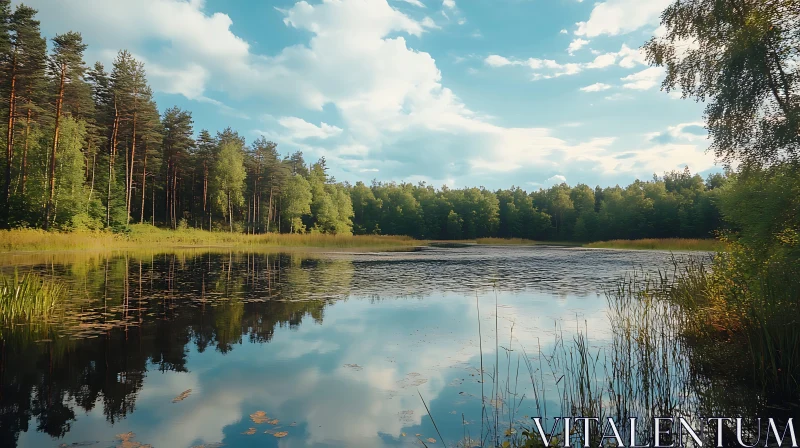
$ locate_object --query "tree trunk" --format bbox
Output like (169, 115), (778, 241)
(140, 140), (147, 224)
(44, 63), (67, 230)
(202, 161), (208, 230)
(126, 107), (137, 225)
(87, 153), (96, 213)
(228, 192), (233, 232)
(19, 108), (30, 195)
(107, 100), (120, 227)
(4, 50), (17, 222)
(267, 186), (274, 233)
(165, 158), (170, 227)
(172, 165), (178, 228)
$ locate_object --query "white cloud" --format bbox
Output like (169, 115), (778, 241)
(421, 16), (440, 29)
(485, 54), (517, 67)
(398, 0), (426, 7)
(487, 42), (648, 82)
(580, 83), (611, 92)
(586, 53), (616, 68)
(574, 0), (672, 38)
(560, 29), (568, 34)
(646, 121), (707, 144)
(621, 67), (664, 90)
(617, 44), (648, 68)
(443, 0), (456, 9)
(546, 174), (567, 184)
(27, 0), (714, 187)
(278, 117), (344, 140)
(567, 38), (590, 55)
(145, 62), (209, 100)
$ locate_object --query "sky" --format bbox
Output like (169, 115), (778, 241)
(19, 0), (718, 190)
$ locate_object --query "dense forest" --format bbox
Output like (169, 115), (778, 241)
(0, 1), (728, 242)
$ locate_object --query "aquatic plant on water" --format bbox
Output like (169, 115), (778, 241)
(0, 271), (67, 323)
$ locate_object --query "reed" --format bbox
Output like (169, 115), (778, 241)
(584, 238), (724, 251)
(0, 271), (67, 323)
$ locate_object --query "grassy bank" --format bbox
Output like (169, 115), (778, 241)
(0, 226), (419, 253)
(584, 238), (724, 251)
(474, 237), (581, 246)
(668, 244), (800, 400)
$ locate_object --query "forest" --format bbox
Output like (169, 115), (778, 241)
(0, 1), (731, 242)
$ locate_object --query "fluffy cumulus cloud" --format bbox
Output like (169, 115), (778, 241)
(24, 0), (713, 187)
(574, 0), (672, 37)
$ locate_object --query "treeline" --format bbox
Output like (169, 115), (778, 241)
(0, 2), (354, 234)
(0, 3), (725, 241)
(351, 168), (725, 241)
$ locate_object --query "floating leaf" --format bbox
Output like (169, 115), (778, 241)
(401, 433), (406, 437)
(427, 438), (437, 443)
(242, 428), (256, 435)
(268, 419), (279, 425)
(171, 389), (192, 403)
(250, 411), (269, 424)
(273, 432), (289, 438)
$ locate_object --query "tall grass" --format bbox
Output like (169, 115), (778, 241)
(0, 226), (419, 253)
(669, 244), (800, 398)
(584, 238), (724, 251)
(0, 271), (67, 322)
(427, 262), (716, 448)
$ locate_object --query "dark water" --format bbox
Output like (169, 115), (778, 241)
(0, 246), (706, 447)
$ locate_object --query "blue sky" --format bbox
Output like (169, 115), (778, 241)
(23, 0), (716, 189)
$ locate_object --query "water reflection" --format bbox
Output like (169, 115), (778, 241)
(0, 246), (720, 447)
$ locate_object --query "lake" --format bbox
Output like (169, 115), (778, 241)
(1, 245), (713, 447)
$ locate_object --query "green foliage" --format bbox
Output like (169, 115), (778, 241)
(281, 174), (312, 233)
(0, 5), (732, 244)
(643, 0), (800, 165)
(211, 141), (246, 231)
(52, 117), (92, 229)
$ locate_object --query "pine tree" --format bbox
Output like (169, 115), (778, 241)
(107, 51), (152, 224)
(137, 99), (162, 224)
(161, 107), (193, 228)
(194, 129), (216, 229)
(2, 5), (45, 224)
(44, 32), (87, 229)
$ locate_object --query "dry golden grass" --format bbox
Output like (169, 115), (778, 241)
(0, 226), (419, 254)
(584, 238), (724, 251)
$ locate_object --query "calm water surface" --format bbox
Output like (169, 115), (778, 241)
(0, 246), (703, 447)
